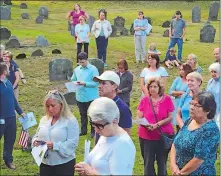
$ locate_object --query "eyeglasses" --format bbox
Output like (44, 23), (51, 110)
(47, 90), (63, 99)
(189, 101), (203, 108)
(89, 120), (109, 130)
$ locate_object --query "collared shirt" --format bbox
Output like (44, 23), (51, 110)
(32, 116), (79, 166)
(71, 63), (99, 102)
(91, 19), (112, 38)
(113, 96), (132, 128)
(133, 18), (149, 36)
(207, 77), (220, 113)
(170, 18), (186, 38)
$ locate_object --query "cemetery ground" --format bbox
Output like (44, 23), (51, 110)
(0, 1), (220, 175)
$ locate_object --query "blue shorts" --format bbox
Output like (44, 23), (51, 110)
(71, 25), (76, 36)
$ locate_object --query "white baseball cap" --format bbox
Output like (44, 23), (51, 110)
(93, 71), (120, 86)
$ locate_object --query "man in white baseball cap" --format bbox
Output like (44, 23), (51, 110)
(93, 71), (132, 143)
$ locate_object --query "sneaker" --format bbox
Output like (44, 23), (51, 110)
(104, 63), (108, 67)
(5, 162), (16, 170)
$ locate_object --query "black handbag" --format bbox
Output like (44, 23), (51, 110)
(149, 97), (174, 150)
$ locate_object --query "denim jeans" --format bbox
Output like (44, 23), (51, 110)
(165, 38), (183, 61)
(96, 36), (108, 63)
(134, 35), (146, 61)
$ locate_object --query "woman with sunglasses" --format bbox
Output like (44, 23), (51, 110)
(75, 97), (136, 175)
(206, 62), (220, 128)
(32, 90), (79, 176)
(170, 92), (220, 175)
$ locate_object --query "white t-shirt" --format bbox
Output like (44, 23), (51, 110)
(86, 133), (136, 175)
(140, 67), (168, 85)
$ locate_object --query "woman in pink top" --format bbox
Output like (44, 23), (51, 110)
(137, 77), (174, 176)
(67, 4), (89, 42)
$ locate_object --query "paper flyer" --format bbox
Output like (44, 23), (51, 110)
(31, 144), (48, 166)
(18, 112), (37, 130)
(132, 118), (150, 126)
(65, 82), (83, 92)
(84, 140), (91, 162)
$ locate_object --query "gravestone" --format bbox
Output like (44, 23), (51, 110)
(31, 49), (44, 57)
(0, 6), (11, 20)
(64, 92), (77, 105)
(162, 20), (170, 28)
(0, 0), (11, 5)
(68, 21), (71, 31)
(49, 59), (73, 81)
(0, 27), (11, 40)
(20, 3), (27, 9)
(200, 24), (216, 43)
(110, 25), (117, 37)
(5, 38), (20, 48)
(192, 5), (201, 23)
(163, 29), (169, 37)
(87, 15), (95, 30)
(208, 1), (220, 21)
(114, 16), (125, 31)
(52, 49), (62, 54)
(16, 53), (26, 59)
(36, 35), (49, 47)
(35, 16), (44, 24)
(39, 6), (48, 19)
(121, 28), (128, 36)
(9, 35), (18, 40)
(204, 20), (211, 26)
(88, 58), (104, 75)
(145, 17), (152, 25)
(21, 12), (29, 19)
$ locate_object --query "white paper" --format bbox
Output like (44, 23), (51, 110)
(132, 118), (150, 126)
(84, 140), (91, 162)
(65, 82), (83, 92)
(18, 112), (37, 130)
(31, 144), (48, 166)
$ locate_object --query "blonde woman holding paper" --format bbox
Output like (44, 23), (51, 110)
(32, 90), (79, 176)
(75, 97), (136, 175)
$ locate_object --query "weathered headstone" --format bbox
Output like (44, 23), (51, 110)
(0, 6), (11, 20)
(0, 0), (12, 5)
(88, 58), (104, 75)
(16, 53), (26, 59)
(36, 35), (49, 47)
(64, 92), (77, 105)
(163, 29), (169, 37)
(114, 16), (125, 31)
(192, 5), (201, 23)
(200, 24), (216, 43)
(21, 12), (29, 19)
(31, 49), (44, 57)
(52, 49), (62, 54)
(35, 16), (44, 24)
(145, 17), (152, 25)
(87, 15), (95, 30)
(208, 1), (220, 21)
(110, 25), (117, 37)
(5, 38), (20, 48)
(9, 35), (18, 40)
(0, 27), (11, 40)
(121, 28), (128, 36)
(20, 3), (27, 9)
(204, 20), (211, 26)
(68, 21), (71, 31)
(39, 6), (48, 19)
(162, 20), (170, 28)
(49, 59), (73, 81)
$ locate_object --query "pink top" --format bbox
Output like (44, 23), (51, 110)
(70, 10), (85, 25)
(137, 95), (174, 140)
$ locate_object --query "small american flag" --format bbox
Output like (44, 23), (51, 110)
(18, 130), (29, 148)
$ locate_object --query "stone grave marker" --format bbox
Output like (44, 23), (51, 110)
(162, 20), (170, 28)
(200, 24), (216, 43)
(114, 16), (125, 31)
(63, 92), (77, 105)
(5, 38), (20, 48)
(52, 49), (62, 54)
(16, 53), (26, 59)
(208, 1), (220, 21)
(21, 12), (29, 19)
(0, 5), (11, 20)
(35, 16), (44, 24)
(0, 27), (11, 40)
(68, 21), (71, 31)
(39, 6), (48, 19)
(49, 59), (73, 81)
(31, 49), (44, 57)
(192, 5), (201, 23)
(121, 28), (128, 36)
(20, 3), (27, 9)
(0, 0), (11, 5)
(87, 15), (95, 30)
(88, 58), (104, 75)
(36, 35), (49, 47)
(110, 25), (117, 37)
(163, 29), (169, 37)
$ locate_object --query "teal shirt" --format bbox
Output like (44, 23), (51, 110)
(99, 22), (105, 36)
(71, 63), (99, 102)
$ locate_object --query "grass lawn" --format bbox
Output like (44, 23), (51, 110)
(0, 1), (220, 175)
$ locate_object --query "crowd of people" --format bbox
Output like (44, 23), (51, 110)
(0, 4), (220, 176)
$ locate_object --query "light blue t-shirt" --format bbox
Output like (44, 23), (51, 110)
(133, 19), (149, 36)
(179, 90), (192, 122)
(75, 23), (90, 43)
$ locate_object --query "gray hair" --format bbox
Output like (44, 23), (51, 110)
(209, 62), (220, 75)
(187, 72), (203, 85)
(188, 53), (197, 63)
(88, 97), (120, 123)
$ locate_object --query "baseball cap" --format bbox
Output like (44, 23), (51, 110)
(93, 71), (120, 86)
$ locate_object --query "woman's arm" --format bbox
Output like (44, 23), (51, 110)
(13, 71), (20, 89)
(139, 77), (148, 96)
(180, 157), (204, 175)
(66, 12), (71, 20)
(157, 112), (173, 127)
(137, 110), (144, 118)
(176, 108), (184, 128)
(75, 162), (100, 175)
(171, 91), (185, 97)
(170, 144), (181, 175)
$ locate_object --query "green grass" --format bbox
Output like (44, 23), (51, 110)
(0, 1), (220, 175)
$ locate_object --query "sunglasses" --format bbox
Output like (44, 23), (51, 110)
(89, 120), (109, 130)
(47, 90), (63, 99)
